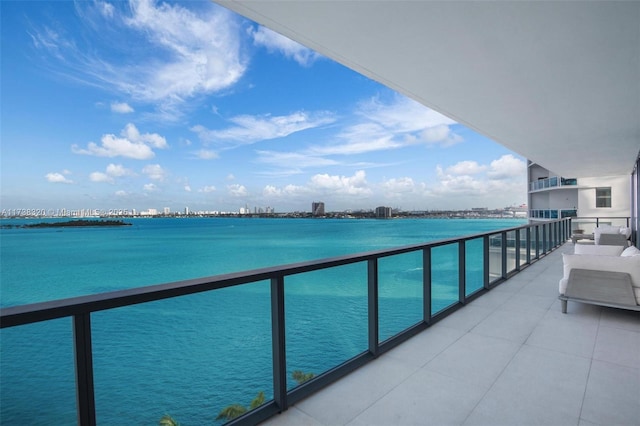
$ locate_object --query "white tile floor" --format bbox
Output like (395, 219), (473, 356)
(261, 243), (640, 425)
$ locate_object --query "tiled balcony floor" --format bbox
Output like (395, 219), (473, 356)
(262, 243), (640, 425)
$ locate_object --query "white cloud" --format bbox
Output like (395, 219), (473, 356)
(32, 0), (247, 117)
(257, 95), (463, 174)
(143, 183), (158, 192)
(90, 172), (112, 183)
(487, 154), (526, 180)
(429, 155), (527, 205)
(381, 177), (417, 194)
(226, 174), (235, 181)
(256, 150), (339, 169)
(142, 164), (167, 181)
(194, 149), (219, 160)
(309, 170), (371, 196)
(421, 124), (463, 146)
(72, 123), (167, 159)
(122, 123), (167, 149)
(115, 190), (128, 197)
(184, 185), (192, 192)
(106, 163), (133, 177)
(192, 111), (335, 147)
(228, 184), (248, 197)
(250, 26), (321, 66)
(45, 172), (73, 184)
(446, 160), (486, 175)
(111, 102), (134, 113)
(199, 185), (216, 193)
(89, 163), (134, 184)
(97, 1), (115, 18)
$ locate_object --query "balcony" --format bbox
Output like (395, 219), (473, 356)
(2, 218), (638, 425)
(262, 242), (639, 426)
(530, 209), (578, 220)
(529, 177), (578, 192)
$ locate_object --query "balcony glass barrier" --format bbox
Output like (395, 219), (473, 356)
(488, 233), (503, 282)
(529, 176), (577, 191)
(431, 244), (460, 314)
(0, 319), (77, 424)
(286, 263), (367, 386)
(0, 219), (571, 426)
(464, 238), (484, 296)
(379, 252), (423, 342)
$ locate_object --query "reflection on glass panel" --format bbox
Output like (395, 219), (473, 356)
(285, 263), (367, 390)
(465, 238), (484, 295)
(489, 233), (503, 282)
(378, 251), (423, 342)
(0, 318), (76, 424)
(92, 282), (273, 425)
(431, 244), (459, 314)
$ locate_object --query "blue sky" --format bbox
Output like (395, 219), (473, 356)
(0, 0), (527, 213)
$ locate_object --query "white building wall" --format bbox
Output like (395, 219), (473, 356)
(578, 175), (630, 221)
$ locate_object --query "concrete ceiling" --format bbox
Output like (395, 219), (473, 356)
(216, 1), (639, 178)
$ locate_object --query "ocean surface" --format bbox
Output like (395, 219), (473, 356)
(0, 217), (524, 425)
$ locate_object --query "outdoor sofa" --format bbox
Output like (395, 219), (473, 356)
(559, 244), (640, 313)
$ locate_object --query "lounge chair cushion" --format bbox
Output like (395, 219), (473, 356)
(559, 253), (640, 303)
(574, 244), (624, 256)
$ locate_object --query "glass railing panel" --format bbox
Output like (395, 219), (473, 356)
(505, 230), (517, 274)
(550, 176), (558, 187)
(519, 230), (529, 267)
(92, 281), (273, 425)
(285, 263), (367, 390)
(431, 244), (459, 314)
(378, 251), (423, 342)
(0, 318), (76, 424)
(528, 226), (539, 260)
(488, 233), (503, 282)
(465, 238), (484, 295)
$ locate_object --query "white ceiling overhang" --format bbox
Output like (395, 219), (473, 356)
(215, 0), (640, 178)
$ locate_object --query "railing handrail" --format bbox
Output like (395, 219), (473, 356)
(0, 220), (546, 328)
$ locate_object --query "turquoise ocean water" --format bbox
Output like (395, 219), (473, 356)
(0, 217), (524, 425)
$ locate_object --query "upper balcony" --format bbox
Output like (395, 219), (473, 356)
(529, 177), (578, 192)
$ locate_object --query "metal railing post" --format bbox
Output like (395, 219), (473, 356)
(458, 241), (466, 303)
(73, 313), (96, 426)
(367, 259), (379, 357)
(271, 276), (287, 412)
(525, 227), (531, 264)
(423, 248), (432, 323)
(501, 232), (507, 279)
(515, 229), (521, 271)
(483, 236), (490, 289)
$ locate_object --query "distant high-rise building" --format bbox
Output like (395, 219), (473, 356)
(184, 207), (189, 215)
(163, 207), (171, 215)
(375, 206), (392, 219)
(312, 201), (325, 216)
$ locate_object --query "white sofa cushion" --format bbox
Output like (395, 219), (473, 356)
(622, 246), (640, 257)
(574, 244), (624, 256)
(620, 227), (632, 238)
(559, 253), (640, 304)
(594, 225), (623, 244)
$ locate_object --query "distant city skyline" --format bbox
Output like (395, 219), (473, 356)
(1, 1), (527, 213)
